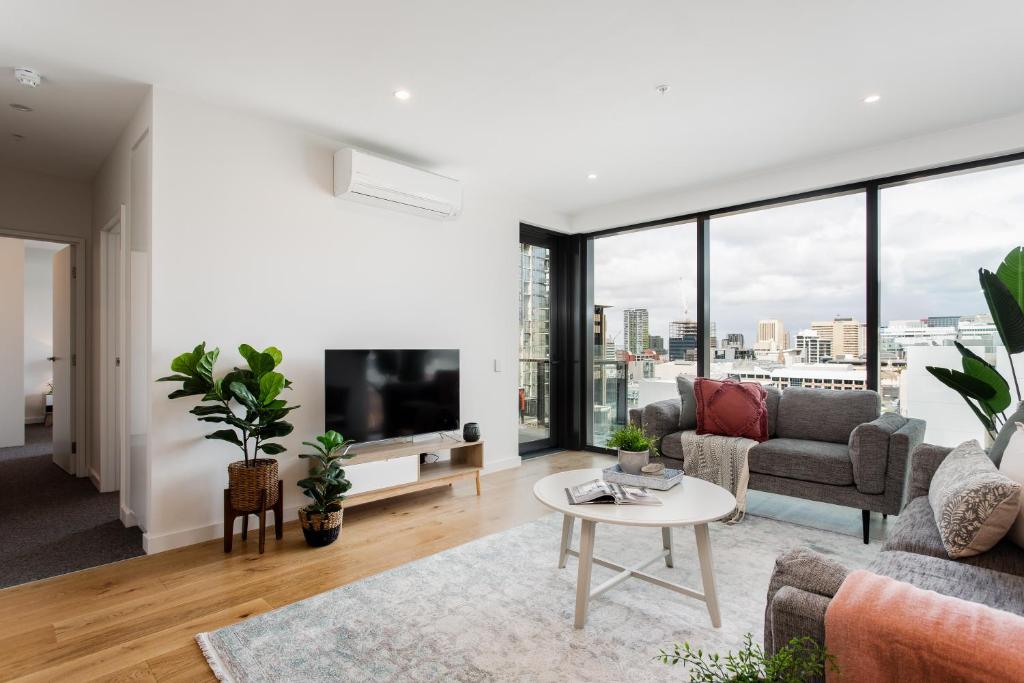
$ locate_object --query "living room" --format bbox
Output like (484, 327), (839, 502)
(1, 2), (1024, 681)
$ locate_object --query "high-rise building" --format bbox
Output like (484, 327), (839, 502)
(648, 334), (666, 355)
(927, 315), (959, 328)
(593, 305), (611, 355)
(795, 329), (833, 364)
(669, 319), (698, 360)
(725, 333), (745, 349)
(812, 317), (865, 358)
(623, 308), (649, 356)
(710, 322), (718, 349)
(757, 319), (787, 351)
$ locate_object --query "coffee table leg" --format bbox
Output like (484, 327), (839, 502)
(694, 523), (721, 628)
(558, 514), (574, 569)
(574, 519), (596, 629)
(662, 527), (674, 568)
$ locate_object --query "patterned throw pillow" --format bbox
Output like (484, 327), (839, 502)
(928, 440), (1022, 558)
(693, 378), (768, 442)
(998, 423), (1024, 549)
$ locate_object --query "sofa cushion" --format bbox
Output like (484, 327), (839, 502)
(775, 388), (880, 445)
(869, 550), (1024, 617)
(749, 438), (854, 486)
(676, 376), (698, 430)
(929, 440), (1021, 558)
(765, 386), (782, 437)
(848, 413), (905, 494)
(884, 496), (1024, 577)
(990, 401), (1024, 466)
(694, 378), (768, 442)
(659, 431), (685, 461)
(999, 423), (1024, 549)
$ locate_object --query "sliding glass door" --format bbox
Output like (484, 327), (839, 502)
(519, 228), (558, 454)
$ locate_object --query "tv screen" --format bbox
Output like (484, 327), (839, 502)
(325, 349), (460, 443)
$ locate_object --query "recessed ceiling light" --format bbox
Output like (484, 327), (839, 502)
(9, 103), (33, 112)
(863, 93), (881, 104)
(655, 84), (671, 95)
(11, 133), (26, 142)
(587, 173), (598, 180)
(393, 89), (412, 101)
(14, 68), (41, 88)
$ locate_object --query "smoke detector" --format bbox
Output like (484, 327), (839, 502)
(14, 68), (42, 88)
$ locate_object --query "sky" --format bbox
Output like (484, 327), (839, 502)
(593, 162), (1024, 348)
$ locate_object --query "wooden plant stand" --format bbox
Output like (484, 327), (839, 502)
(223, 479), (284, 554)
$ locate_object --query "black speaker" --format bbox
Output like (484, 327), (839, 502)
(463, 422), (480, 442)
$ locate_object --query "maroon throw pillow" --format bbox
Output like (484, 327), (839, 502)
(694, 378), (769, 442)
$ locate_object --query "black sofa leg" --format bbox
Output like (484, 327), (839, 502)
(862, 509), (870, 544)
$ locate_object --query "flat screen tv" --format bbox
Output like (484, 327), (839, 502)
(325, 349), (460, 443)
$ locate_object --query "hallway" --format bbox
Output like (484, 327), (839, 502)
(0, 424), (143, 589)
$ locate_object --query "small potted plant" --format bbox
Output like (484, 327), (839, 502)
(658, 633), (837, 682)
(607, 423), (657, 475)
(297, 431), (356, 547)
(158, 343), (298, 513)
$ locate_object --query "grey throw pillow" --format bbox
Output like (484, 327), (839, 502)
(676, 376), (698, 430)
(928, 440), (1022, 558)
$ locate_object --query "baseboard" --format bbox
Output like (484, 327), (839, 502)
(120, 505), (138, 529)
(88, 468), (102, 490)
(143, 504), (302, 554)
(482, 456), (521, 475)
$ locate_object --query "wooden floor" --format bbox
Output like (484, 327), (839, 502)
(0, 450), (612, 682)
(0, 449), (886, 682)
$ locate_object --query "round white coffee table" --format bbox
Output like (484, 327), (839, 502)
(533, 468), (736, 629)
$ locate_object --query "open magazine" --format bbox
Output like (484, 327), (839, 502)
(565, 479), (662, 506)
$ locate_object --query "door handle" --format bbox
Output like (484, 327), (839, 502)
(47, 356), (58, 362)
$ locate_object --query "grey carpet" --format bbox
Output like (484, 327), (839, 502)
(0, 422), (54, 461)
(198, 511), (880, 682)
(0, 425), (144, 590)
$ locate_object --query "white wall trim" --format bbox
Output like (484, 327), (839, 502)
(120, 505), (138, 529)
(482, 455), (522, 476)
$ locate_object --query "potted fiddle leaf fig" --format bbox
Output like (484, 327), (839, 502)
(926, 246), (1024, 441)
(297, 431), (356, 547)
(157, 343), (299, 513)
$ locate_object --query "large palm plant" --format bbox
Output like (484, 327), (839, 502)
(926, 247), (1024, 440)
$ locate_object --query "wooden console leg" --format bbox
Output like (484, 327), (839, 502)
(273, 480), (284, 540)
(475, 470), (481, 496)
(241, 513), (249, 540)
(223, 489), (234, 553)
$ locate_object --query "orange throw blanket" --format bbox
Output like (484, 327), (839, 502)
(824, 570), (1024, 682)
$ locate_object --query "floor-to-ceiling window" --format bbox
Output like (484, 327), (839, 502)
(587, 222), (697, 447)
(709, 193), (867, 391)
(880, 162), (1024, 446)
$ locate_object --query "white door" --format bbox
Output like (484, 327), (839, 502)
(52, 246), (73, 474)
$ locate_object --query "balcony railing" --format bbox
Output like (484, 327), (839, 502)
(519, 358), (550, 444)
(592, 359), (628, 446)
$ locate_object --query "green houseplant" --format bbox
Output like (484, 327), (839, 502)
(607, 423), (657, 475)
(926, 247), (1024, 440)
(658, 633), (837, 682)
(297, 431), (356, 547)
(157, 342), (299, 512)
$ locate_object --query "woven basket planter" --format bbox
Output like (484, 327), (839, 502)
(227, 459), (280, 512)
(299, 507), (343, 547)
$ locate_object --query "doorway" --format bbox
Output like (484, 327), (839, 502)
(519, 225), (561, 455)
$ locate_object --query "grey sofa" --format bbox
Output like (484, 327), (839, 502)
(631, 383), (926, 543)
(764, 438), (1024, 671)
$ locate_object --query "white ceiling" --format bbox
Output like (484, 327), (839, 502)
(1, 1), (1023, 214)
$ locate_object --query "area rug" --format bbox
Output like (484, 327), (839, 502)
(197, 512), (879, 682)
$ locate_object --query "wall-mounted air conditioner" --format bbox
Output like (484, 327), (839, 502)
(333, 148), (462, 220)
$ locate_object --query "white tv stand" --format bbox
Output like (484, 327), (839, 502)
(341, 437), (484, 508)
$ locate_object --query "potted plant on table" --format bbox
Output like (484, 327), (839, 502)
(297, 431), (356, 547)
(607, 423), (657, 475)
(157, 343), (298, 513)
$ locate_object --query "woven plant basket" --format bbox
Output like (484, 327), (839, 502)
(299, 507), (343, 547)
(227, 459), (280, 511)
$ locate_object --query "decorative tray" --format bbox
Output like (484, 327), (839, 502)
(602, 464), (684, 490)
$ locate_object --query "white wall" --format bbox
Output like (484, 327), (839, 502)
(0, 240), (26, 447)
(572, 110), (1024, 232)
(0, 166), (92, 241)
(23, 246), (54, 423)
(91, 90), (153, 527)
(142, 89), (566, 552)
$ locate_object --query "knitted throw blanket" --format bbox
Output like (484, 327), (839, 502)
(679, 431), (754, 523)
